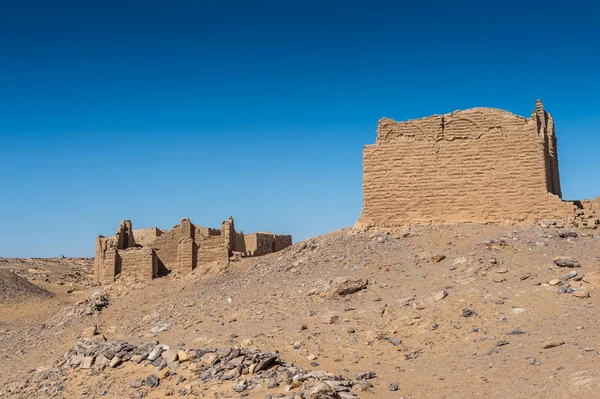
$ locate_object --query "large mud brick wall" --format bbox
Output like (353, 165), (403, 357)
(94, 217), (292, 285)
(358, 100), (577, 227)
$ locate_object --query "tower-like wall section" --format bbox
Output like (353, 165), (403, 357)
(359, 103), (573, 227)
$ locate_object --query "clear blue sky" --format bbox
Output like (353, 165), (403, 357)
(1, 1), (598, 257)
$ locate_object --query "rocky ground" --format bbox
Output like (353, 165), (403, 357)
(1, 224), (600, 398)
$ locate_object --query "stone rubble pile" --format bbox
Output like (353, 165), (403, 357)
(4, 331), (369, 398)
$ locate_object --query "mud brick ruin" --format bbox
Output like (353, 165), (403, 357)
(358, 100), (599, 228)
(94, 217), (291, 285)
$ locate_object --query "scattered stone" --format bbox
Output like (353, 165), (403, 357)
(200, 352), (218, 366)
(509, 329), (526, 335)
(432, 254), (446, 263)
(329, 277), (368, 296)
(322, 313), (340, 324)
(177, 350), (189, 362)
(557, 286), (574, 294)
(553, 258), (581, 268)
(95, 354), (110, 367)
(306, 381), (341, 399)
(293, 341), (302, 349)
(496, 340), (509, 347)
(232, 378), (248, 392)
(131, 379), (143, 388)
(564, 271), (578, 279)
(346, 327), (355, 334)
(148, 345), (165, 361)
(150, 322), (171, 334)
(389, 383), (399, 391)
(462, 308), (476, 318)
(433, 290), (447, 301)
(157, 368), (170, 380)
(222, 368), (240, 380)
(109, 356), (122, 368)
(81, 356), (94, 369)
(387, 337), (402, 346)
(146, 374), (159, 388)
(81, 326), (97, 338)
(558, 230), (578, 238)
(161, 349), (178, 363)
(548, 279), (561, 286)
(573, 290), (590, 299)
(543, 340), (565, 349)
(355, 371), (376, 380)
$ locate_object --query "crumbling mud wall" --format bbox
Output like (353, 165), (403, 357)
(358, 100), (578, 227)
(94, 217), (292, 285)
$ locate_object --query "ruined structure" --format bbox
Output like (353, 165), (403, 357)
(358, 100), (599, 227)
(94, 217), (292, 285)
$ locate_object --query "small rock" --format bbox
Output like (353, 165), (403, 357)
(387, 337), (402, 346)
(573, 290), (590, 299)
(81, 356), (94, 369)
(146, 374), (159, 388)
(81, 326), (97, 338)
(432, 254), (446, 263)
(355, 371), (376, 380)
(222, 368), (240, 380)
(433, 290), (447, 301)
(161, 349), (178, 363)
(131, 379), (143, 388)
(543, 340), (565, 349)
(157, 368), (170, 380)
(322, 313), (340, 324)
(548, 279), (561, 286)
(69, 354), (84, 367)
(150, 322), (171, 334)
(389, 383), (399, 391)
(346, 327), (355, 334)
(509, 329), (526, 335)
(177, 350), (189, 362)
(293, 342), (302, 349)
(232, 378), (248, 392)
(109, 357), (122, 368)
(496, 340), (509, 347)
(329, 277), (368, 296)
(306, 381), (341, 399)
(564, 271), (578, 279)
(200, 352), (218, 366)
(553, 258), (580, 268)
(462, 308), (476, 318)
(95, 354), (110, 367)
(130, 355), (144, 364)
(147, 346), (164, 361)
(558, 230), (578, 238)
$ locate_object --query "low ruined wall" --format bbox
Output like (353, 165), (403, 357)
(118, 247), (157, 281)
(274, 235), (292, 252)
(359, 103), (574, 227)
(94, 217), (292, 285)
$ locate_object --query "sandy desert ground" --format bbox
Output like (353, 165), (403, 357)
(1, 223), (600, 399)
